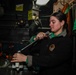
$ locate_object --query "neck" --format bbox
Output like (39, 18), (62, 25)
(54, 29), (67, 37)
(54, 29), (63, 36)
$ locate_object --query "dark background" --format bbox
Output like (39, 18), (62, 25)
(0, 0), (56, 42)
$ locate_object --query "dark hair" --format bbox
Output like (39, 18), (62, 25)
(51, 11), (68, 32)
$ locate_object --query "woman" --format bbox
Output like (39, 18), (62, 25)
(11, 11), (73, 75)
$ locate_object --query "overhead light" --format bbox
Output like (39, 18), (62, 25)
(36, 0), (49, 6)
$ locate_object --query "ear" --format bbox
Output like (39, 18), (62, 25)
(61, 20), (65, 26)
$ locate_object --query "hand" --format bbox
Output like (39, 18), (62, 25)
(11, 53), (27, 62)
(34, 32), (48, 40)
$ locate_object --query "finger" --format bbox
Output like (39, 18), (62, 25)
(12, 57), (17, 60)
(11, 60), (18, 62)
(13, 53), (17, 57)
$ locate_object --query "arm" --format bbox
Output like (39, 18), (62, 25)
(11, 39), (72, 67)
(28, 38), (72, 67)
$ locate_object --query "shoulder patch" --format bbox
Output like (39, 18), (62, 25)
(49, 44), (55, 51)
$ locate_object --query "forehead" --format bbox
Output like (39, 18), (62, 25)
(50, 16), (58, 20)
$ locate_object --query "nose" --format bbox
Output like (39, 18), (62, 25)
(49, 22), (52, 26)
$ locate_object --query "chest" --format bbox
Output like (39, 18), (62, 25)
(39, 38), (63, 55)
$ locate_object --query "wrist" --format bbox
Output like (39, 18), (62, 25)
(24, 56), (28, 63)
(26, 58), (28, 64)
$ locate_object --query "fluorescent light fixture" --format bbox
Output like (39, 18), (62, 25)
(36, 0), (49, 6)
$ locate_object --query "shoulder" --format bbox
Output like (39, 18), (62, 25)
(61, 36), (72, 43)
(52, 36), (72, 44)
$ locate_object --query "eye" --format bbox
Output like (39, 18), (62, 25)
(50, 19), (56, 24)
(52, 21), (55, 24)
